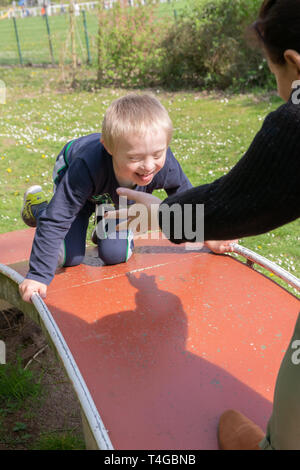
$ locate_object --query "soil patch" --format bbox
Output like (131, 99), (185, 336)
(0, 307), (85, 450)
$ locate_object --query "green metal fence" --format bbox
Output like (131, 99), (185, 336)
(0, 11), (99, 66)
(0, 0), (183, 67)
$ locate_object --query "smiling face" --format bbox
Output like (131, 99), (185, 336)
(103, 128), (168, 188)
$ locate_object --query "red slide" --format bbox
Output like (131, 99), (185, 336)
(0, 229), (299, 449)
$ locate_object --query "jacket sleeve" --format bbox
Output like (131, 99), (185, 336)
(160, 147), (193, 196)
(158, 106), (300, 243)
(26, 158), (95, 284)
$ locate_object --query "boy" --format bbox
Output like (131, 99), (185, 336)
(19, 93), (193, 302)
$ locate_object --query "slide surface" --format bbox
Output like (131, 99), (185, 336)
(0, 229), (299, 449)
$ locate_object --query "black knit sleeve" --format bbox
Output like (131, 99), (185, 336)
(158, 101), (300, 243)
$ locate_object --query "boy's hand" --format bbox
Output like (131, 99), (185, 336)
(19, 279), (47, 303)
(204, 240), (239, 254)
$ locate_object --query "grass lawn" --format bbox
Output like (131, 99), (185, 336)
(0, 66), (299, 296)
(0, 0), (186, 66)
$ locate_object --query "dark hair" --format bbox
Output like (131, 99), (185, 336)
(253, 0), (300, 64)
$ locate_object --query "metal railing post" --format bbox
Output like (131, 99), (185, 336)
(12, 16), (23, 66)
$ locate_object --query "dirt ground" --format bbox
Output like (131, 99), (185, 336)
(0, 307), (85, 450)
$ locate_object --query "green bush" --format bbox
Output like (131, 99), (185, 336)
(98, 1), (164, 87)
(0, 0), (12, 6)
(162, 0), (276, 90)
(97, 0), (276, 91)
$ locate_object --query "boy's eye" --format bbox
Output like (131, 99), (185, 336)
(128, 152), (164, 162)
(153, 152), (164, 159)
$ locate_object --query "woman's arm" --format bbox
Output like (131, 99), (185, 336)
(159, 103), (300, 243)
(109, 101), (300, 243)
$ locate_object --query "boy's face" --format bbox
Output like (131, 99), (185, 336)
(102, 128), (168, 188)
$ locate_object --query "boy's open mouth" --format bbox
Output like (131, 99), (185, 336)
(135, 172), (154, 182)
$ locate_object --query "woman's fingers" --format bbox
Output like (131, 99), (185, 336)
(104, 208), (128, 220)
(105, 201), (160, 233)
(116, 187), (149, 203)
(205, 239), (239, 254)
(102, 190), (162, 234)
(117, 187), (162, 206)
(115, 219), (131, 232)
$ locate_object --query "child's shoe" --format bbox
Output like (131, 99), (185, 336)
(21, 185), (47, 227)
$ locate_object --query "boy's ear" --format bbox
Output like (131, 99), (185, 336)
(101, 138), (112, 155)
(284, 50), (300, 75)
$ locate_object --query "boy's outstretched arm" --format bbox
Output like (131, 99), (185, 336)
(25, 158), (94, 288)
(19, 278), (47, 303)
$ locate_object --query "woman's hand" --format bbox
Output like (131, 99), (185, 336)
(19, 279), (47, 303)
(107, 189), (240, 253)
(204, 239), (239, 254)
(105, 187), (161, 234)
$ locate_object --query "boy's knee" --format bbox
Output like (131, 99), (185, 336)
(64, 254), (85, 267)
(98, 231), (134, 265)
(57, 242), (85, 268)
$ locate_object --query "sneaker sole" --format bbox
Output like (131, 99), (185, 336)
(21, 185), (43, 227)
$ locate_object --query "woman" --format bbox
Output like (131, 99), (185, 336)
(108, 0), (300, 450)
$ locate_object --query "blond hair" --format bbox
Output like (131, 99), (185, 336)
(101, 93), (173, 152)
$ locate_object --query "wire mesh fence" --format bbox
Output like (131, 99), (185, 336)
(0, 7), (98, 66)
(0, 0), (182, 67)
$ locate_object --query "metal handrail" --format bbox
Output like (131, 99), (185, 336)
(231, 243), (300, 293)
(0, 263), (114, 450)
